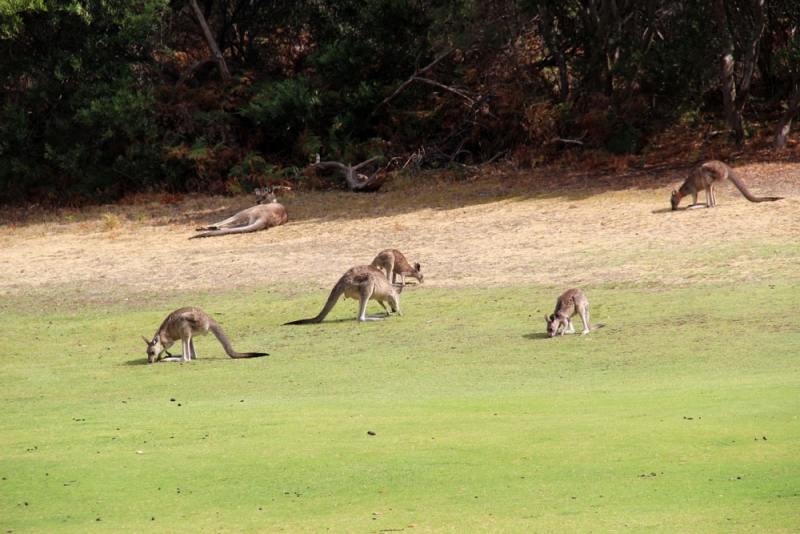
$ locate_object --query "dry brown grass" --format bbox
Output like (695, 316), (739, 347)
(1, 162), (798, 308)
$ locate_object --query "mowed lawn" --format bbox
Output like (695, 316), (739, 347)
(1, 279), (799, 532)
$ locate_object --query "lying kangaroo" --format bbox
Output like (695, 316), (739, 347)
(545, 288), (605, 337)
(370, 249), (423, 285)
(284, 265), (402, 324)
(671, 160), (783, 210)
(142, 307), (269, 363)
(190, 188), (288, 238)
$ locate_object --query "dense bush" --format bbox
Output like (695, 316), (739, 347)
(1, 0), (797, 205)
(0, 0), (164, 204)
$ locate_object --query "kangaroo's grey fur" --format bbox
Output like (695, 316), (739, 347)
(283, 265), (402, 325)
(545, 288), (605, 337)
(671, 160), (783, 210)
(143, 307), (268, 362)
(370, 249), (423, 285)
(190, 188), (288, 238)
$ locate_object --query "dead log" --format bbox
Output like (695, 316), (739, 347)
(310, 155), (386, 192)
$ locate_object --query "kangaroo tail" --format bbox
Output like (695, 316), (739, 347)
(189, 223), (266, 239)
(209, 323), (269, 359)
(283, 279), (345, 325)
(727, 170), (783, 203)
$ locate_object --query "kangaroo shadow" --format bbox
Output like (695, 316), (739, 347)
(123, 358), (152, 366)
(653, 205), (705, 214)
(283, 315), (396, 325)
(523, 332), (550, 340)
(123, 354), (192, 365)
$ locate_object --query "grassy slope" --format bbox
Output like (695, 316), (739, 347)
(1, 280), (799, 532)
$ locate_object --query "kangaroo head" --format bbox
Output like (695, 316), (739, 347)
(143, 335), (164, 363)
(670, 189), (682, 210)
(413, 263), (424, 283)
(545, 314), (558, 338)
(389, 293), (401, 312)
(254, 188), (278, 205)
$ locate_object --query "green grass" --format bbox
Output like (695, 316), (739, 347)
(2, 282), (799, 532)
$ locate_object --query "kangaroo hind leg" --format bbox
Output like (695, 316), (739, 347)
(357, 285), (384, 322)
(180, 335), (192, 362)
(198, 213), (248, 231)
(577, 307), (591, 335)
(707, 183), (717, 207)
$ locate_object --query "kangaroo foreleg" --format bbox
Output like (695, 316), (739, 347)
(376, 300), (392, 315)
(378, 299), (401, 316)
(562, 319), (574, 335)
(684, 187), (706, 209)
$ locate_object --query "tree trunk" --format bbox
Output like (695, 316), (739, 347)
(773, 85), (800, 149)
(538, 6), (569, 103)
(188, 0), (231, 82)
(712, 0), (765, 148)
(713, 0), (741, 146)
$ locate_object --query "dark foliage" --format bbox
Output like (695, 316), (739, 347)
(1, 0), (798, 205)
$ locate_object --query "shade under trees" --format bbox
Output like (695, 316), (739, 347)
(1, 0), (798, 204)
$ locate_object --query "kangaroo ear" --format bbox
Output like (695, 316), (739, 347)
(254, 188), (262, 196)
(414, 263), (421, 271)
(142, 336), (151, 345)
(544, 314), (550, 322)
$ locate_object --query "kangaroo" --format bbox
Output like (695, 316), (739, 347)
(190, 188), (288, 238)
(671, 160), (783, 210)
(545, 288), (605, 337)
(283, 265), (403, 325)
(142, 307), (269, 363)
(370, 249), (423, 285)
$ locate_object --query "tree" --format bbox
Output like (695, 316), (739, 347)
(0, 0), (166, 203)
(770, 7), (800, 150)
(712, 0), (765, 148)
(185, 0), (230, 82)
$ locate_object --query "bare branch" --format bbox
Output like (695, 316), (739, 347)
(411, 76), (477, 105)
(368, 48), (455, 121)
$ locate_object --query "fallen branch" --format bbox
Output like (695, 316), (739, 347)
(311, 155), (386, 192)
(555, 138), (585, 146)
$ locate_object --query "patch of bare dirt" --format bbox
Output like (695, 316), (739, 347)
(1, 162), (798, 307)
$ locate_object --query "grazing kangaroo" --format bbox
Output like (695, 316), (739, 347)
(545, 288), (605, 337)
(142, 307), (269, 363)
(283, 265), (402, 325)
(671, 160), (783, 210)
(370, 249), (423, 285)
(190, 188), (288, 238)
